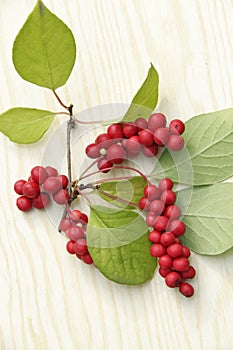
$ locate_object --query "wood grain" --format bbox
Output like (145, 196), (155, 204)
(0, 0), (233, 349)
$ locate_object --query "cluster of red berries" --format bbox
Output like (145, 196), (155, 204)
(139, 178), (195, 297)
(59, 209), (93, 265)
(85, 113), (185, 172)
(14, 166), (69, 212)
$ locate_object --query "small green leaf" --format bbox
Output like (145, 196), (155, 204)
(0, 108), (55, 143)
(178, 183), (233, 255)
(12, 0), (76, 89)
(98, 176), (147, 209)
(151, 108), (233, 185)
(87, 206), (157, 285)
(123, 63), (159, 122)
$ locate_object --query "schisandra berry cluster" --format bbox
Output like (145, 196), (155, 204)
(85, 113), (185, 173)
(14, 165), (69, 211)
(139, 178), (196, 297)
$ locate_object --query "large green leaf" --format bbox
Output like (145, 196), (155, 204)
(178, 183), (233, 255)
(151, 108), (233, 185)
(0, 108), (55, 143)
(12, 0), (76, 89)
(87, 206), (157, 284)
(123, 63), (159, 122)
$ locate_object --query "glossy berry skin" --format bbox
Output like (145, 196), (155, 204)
(66, 240), (76, 254)
(168, 220), (186, 236)
(144, 184), (160, 201)
(146, 212), (157, 227)
(167, 243), (183, 258)
(16, 196), (32, 211)
(165, 271), (182, 288)
(148, 113), (166, 132)
(81, 253), (93, 264)
(43, 177), (61, 194)
(53, 189), (69, 205)
(149, 200), (164, 215)
(182, 246), (191, 258)
(122, 123), (138, 138)
(167, 135), (184, 151)
(164, 205), (181, 220)
(14, 180), (27, 195)
(127, 136), (141, 154)
(73, 239), (88, 256)
(160, 190), (176, 206)
(179, 282), (194, 297)
(172, 257), (190, 272)
(153, 127), (170, 146)
(153, 216), (169, 232)
(159, 255), (173, 269)
(60, 217), (72, 232)
(98, 158), (113, 173)
(57, 175), (69, 189)
(138, 129), (154, 146)
(31, 166), (48, 184)
(107, 124), (123, 139)
(135, 117), (148, 130)
(106, 144), (126, 164)
(159, 267), (172, 277)
(148, 230), (161, 243)
(169, 119), (185, 135)
(23, 181), (40, 198)
(139, 197), (151, 211)
(66, 226), (84, 241)
(142, 144), (158, 157)
(181, 266), (196, 280)
(45, 166), (58, 177)
(32, 193), (51, 209)
(85, 143), (100, 158)
(95, 133), (113, 149)
(160, 232), (175, 246)
(69, 210), (82, 222)
(158, 178), (173, 192)
(150, 243), (166, 257)
(80, 213), (88, 224)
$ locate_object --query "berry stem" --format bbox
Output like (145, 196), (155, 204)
(52, 89), (69, 110)
(74, 117), (108, 125)
(78, 157), (103, 182)
(97, 188), (139, 208)
(76, 186), (92, 204)
(93, 175), (133, 185)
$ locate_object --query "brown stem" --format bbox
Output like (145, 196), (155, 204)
(52, 89), (69, 110)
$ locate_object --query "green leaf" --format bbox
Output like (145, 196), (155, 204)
(151, 108), (233, 185)
(178, 183), (233, 255)
(87, 206), (157, 284)
(123, 63), (159, 122)
(12, 0), (76, 89)
(0, 108), (55, 143)
(98, 176), (147, 209)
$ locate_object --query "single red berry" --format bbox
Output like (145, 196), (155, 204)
(144, 184), (160, 201)
(31, 166), (48, 184)
(73, 238), (88, 256)
(150, 243), (166, 257)
(32, 193), (51, 209)
(66, 226), (84, 241)
(165, 271), (182, 288)
(168, 220), (186, 236)
(122, 123), (138, 138)
(66, 240), (76, 254)
(148, 113), (166, 132)
(153, 127), (170, 146)
(169, 119), (185, 135)
(181, 266), (196, 280)
(16, 196), (32, 211)
(59, 217), (72, 232)
(107, 124), (123, 139)
(182, 246), (191, 258)
(69, 210), (82, 222)
(43, 176), (61, 194)
(159, 254), (173, 269)
(167, 135), (184, 151)
(98, 157), (113, 173)
(179, 282), (194, 297)
(85, 143), (100, 158)
(57, 175), (69, 189)
(158, 178), (173, 191)
(154, 216), (169, 232)
(14, 179), (27, 195)
(139, 197), (151, 211)
(159, 267), (172, 277)
(164, 205), (181, 220)
(106, 144), (126, 164)
(138, 129), (154, 146)
(148, 230), (161, 243)
(45, 166), (58, 177)
(53, 189), (69, 205)
(172, 256), (190, 272)
(146, 212), (157, 227)
(160, 232), (175, 246)
(95, 133), (113, 149)
(142, 144), (158, 157)
(81, 253), (93, 265)
(149, 200), (164, 215)
(23, 181), (40, 198)
(135, 117), (148, 130)
(125, 135), (141, 154)
(80, 213), (88, 224)
(160, 190), (176, 206)
(167, 243), (183, 258)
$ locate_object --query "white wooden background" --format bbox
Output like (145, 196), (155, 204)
(1, 0), (233, 349)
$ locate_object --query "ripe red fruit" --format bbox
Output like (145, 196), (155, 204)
(144, 184), (160, 200)
(150, 243), (166, 257)
(148, 113), (166, 132)
(31, 166), (48, 184)
(69, 210), (82, 222)
(149, 200), (164, 215)
(167, 135), (184, 151)
(148, 230), (161, 243)
(59, 217), (72, 232)
(159, 267), (172, 277)
(32, 193), (51, 209)
(66, 226), (84, 241)
(125, 136), (141, 154)
(66, 240), (76, 254)
(167, 243), (183, 258)
(45, 166), (58, 177)
(138, 129), (154, 146)
(165, 271), (182, 288)
(85, 143), (100, 158)
(168, 220), (186, 236)
(107, 124), (123, 139)
(95, 133), (113, 149)
(81, 253), (93, 264)
(14, 179), (27, 195)
(142, 144), (158, 157)
(159, 255), (173, 269)
(43, 176), (61, 194)
(16, 196), (32, 211)
(139, 197), (151, 211)
(182, 246), (191, 258)
(181, 266), (196, 279)
(153, 216), (169, 232)
(179, 282), (194, 297)
(23, 181), (40, 198)
(153, 127), (170, 146)
(97, 158), (113, 173)
(57, 175), (69, 189)
(164, 205), (181, 220)
(172, 257), (190, 272)
(53, 189), (69, 205)
(160, 232), (175, 246)
(122, 123), (138, 138)
(169, 119), (185, 135)
(160, 190), (176, 206)
(106, 144), (126, 164)
(146, 212), (157, 227)
(135, 117), (148, 130)
(74, 239), (88, 256)
(158, 178), (173, 192)
(80, 213), (88, 224)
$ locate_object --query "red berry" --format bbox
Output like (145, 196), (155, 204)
(148, 230), (161, 243)
(23, 181), (40, 198)
(69, 210), (82, 222)
(57, 175), (69, 189)
(148, 113), (166, 132)
(181, 266), (196, 280)
(81, 253), (93, 265)
(31, 166), (48, 184)
(160, 190), (176, 206)
(43, 176), (61, 194)
(179, 282), (194, 297)
(95, 133), (113, 149)
(154, 216), (169, 232)
(97, 158), (113, 173)
(167, 243), (183, 258)
(164, 205), (181, 220)
(66, 240), (76, 254)
(32, 193), (51, 209)
(153, 127), (170, 146)
(159, 254), (173, 269)
(106, 144), (126, 164)
(159, 267), (172, 277)
(16, 196), (32, 211)
(169, 119), (185, 135)
(167, 135), (184, 151)
(168, 220), (186, 236)
(53, 189), (69, 205)
(85, 143), (100, 158)
(73, 239), (88, 256)
(160, 232), (175, 246)
(138, 129), (154, 146)
(150, 243), (166, 257)
(142, 144), (158, 157)
(107, 124), (123, 139)
(14, 179), (27, 195)
(80, 213), (88, 224)
(124, 136), (141, 154)
(182, 246), (191, 258)
(146, 212), (157, 227)
(135, 117), (148, 130)
(45, 166), (58, 177)
(59, 217), (72, 232)
(158, 178), (173, 191)
(172, 257), (190, 272)
(149, 200), (164, 215)
(139, 197), (151, 211)
(66, 226), (84, 241)
(122, 123), (138, 138)
(144, 184), (160, 200)
(165, 271), (182, 288)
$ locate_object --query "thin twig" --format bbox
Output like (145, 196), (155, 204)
(52, 89), (69, 110)
(97, 188), (139, 208)
(78, 158), (103, 181)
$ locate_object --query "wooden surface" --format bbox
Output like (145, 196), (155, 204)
(1, 0), (233, 349)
